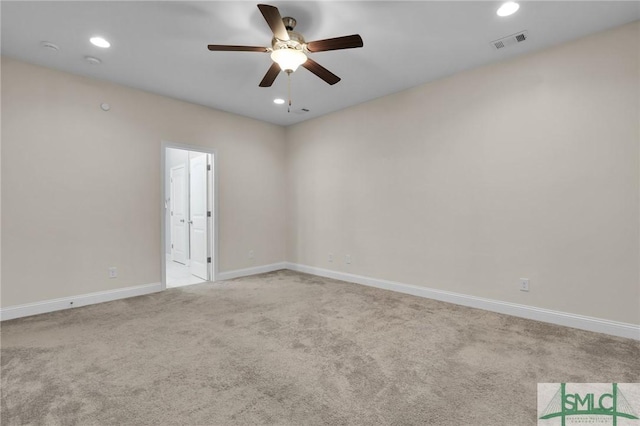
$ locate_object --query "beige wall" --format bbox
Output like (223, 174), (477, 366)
(2, 22), (639, 325)
(286, 22), (640, 324)
(1, 58), (287, 307)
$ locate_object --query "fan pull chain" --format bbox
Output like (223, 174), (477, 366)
(287, 71), (292, 113)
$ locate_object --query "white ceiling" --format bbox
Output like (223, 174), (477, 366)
(2, 1), (638, 126)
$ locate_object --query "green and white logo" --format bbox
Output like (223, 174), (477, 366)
(538, 383), (640, 425)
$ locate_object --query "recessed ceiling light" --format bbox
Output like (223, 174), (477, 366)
(497, 2), (520, 17)
(40, 41), (60, 52)
(84, 56), (102, 65)
(273, 98), (285, 105)
(90, 36), (110, 48)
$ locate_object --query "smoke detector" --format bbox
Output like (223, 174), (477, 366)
(491, 31), (528, 50)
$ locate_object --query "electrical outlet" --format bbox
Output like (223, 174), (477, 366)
(108, 267), (118, 279)
(345, 254), (352, 265)
(328, 253), (333, 262)
(519, 278), (529, 292)
(248, 250), (254, 260)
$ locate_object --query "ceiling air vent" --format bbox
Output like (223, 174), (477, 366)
(491, 30), (528, 50)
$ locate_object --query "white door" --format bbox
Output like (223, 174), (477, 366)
(189, 154), (209, 280)
(170, 165), (188, 265)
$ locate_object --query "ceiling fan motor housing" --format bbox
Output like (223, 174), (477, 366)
(273, 30), (306, 52)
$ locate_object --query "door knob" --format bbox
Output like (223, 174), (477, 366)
(180, 219), (185, 223)
(188, 220), (193, 224)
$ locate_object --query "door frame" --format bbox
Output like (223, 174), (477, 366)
(161, 141), (218, 290)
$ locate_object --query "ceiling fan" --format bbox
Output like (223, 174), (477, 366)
(207, 4), (363, 87)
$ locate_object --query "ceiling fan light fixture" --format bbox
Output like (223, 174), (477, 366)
(207, 4), (363, 87)
(271, 48), (307, 72)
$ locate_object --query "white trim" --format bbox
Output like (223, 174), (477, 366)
(4, 263), (636, 340)
(217, 262), (287, 281)
(285, 263), (640, 341)
(0, 282), (161, 321)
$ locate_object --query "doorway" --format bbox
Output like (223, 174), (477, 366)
(162, 143), (216, 289)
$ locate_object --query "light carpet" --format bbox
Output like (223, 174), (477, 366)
(1, 270), (638, 425)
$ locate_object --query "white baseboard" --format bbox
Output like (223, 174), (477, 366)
(0, 261), (286, 321)
(285, 262), (640, 341)
(4, 263), (638, 341)
(217, 262), (287, 281)
(0, 282), (162, 321)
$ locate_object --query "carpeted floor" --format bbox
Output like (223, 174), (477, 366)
(1, 270), (638, 425)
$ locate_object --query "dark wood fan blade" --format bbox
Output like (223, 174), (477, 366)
(207, 45), (268, 52)
(257, 4), (289, 41)
(306, 34), (363, 52)
(301, 58), (340, 85)
(259, 62), (281, 87)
